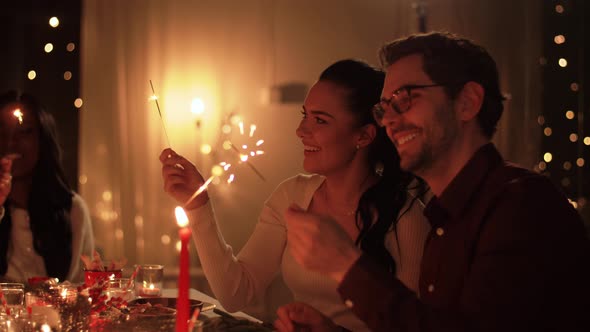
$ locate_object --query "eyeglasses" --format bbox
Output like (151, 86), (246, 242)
(372, 83), (451, 126)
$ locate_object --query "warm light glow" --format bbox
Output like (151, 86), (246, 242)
(27, 70), (36, 80)
(555, 4), (564, 13)
(558, 58), (568, 67)
(554, 35), (565, 44)
(576, 158), (585, 167)
(200, 144), (212, 154)
(49, 17), (60, 27)
(543, 127), (552, 136)
(569, 133), (578, 142)
(161, 234), (171, 245)
(565, 110), (575, 119)
(570, 83), (579, 92)
(222, 163), (231, 171)
(222, 140), (232, 150)
(249, 124), (257, 137)
(240, 154), (248, 162)
(44, 43), (54, 53)
(584, 137), (590, 146)
(242, 144), (248, 149)
(63, 71), (72, 80)
(102, 191), (113, 201)
(256, 150), (264, 155)
(239, 121), (244, 135)
(227, 174), (235, 184)
(569, 199), (578, 209)
(563, 161), (572, 170)
(115, 229), (124, 240)
(66, 42), (76, 52)
(175, 206), (189, 227)
(13, 109), (23, 124)
(211, 165), (223, 177)
(175, 240), (181, 252)
(149, 95), (158, 101)
(256, 139), (264, 146)
(74, 98), (83, 108)
(41, 324), (51, 332)
(222, 124), (231, 134)
(543, 152), (553, 163)
(191, 98), (205, 115)
(537, 115), (545, 126)
(538, 162), (547, 171)
(135, 215), (144, 227)
(230, 114), (242, 125)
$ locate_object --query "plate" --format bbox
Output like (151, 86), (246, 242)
(129, 297), (215, 315)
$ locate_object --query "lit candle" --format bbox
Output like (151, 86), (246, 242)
(140, 283), (161, 297)
(175, 206), (190, 332)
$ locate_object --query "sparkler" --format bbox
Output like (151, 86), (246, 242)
(149, 80), (172, 148)
(183, 119), (266, 206)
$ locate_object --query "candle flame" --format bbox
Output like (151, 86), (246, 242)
(175, 206), (189, 227)
(13, 109), (23, 124)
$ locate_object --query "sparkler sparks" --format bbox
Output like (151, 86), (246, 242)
(13, 109), (23, 124)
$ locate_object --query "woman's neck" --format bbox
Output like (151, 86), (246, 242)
(323, 165), (378, 207)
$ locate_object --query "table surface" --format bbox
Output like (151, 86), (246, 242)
(161, 288), (261, 323)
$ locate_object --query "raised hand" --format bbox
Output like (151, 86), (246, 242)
(274, 302), (340, 332)
(284, 204), (361, 283)
(159, 148), (208, 210)
(0, 154), (18, 206)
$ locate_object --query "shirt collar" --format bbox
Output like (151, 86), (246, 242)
(424, 143), (503, 224)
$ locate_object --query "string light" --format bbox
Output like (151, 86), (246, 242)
(558, 58), (568, 67)
(49, 17), (59, 27)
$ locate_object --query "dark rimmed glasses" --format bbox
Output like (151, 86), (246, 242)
(372, 83), (453, 126)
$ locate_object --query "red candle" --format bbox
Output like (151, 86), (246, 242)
(175, 207), (190, 332)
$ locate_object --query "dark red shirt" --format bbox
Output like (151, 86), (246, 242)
(338, 144), (590, 332)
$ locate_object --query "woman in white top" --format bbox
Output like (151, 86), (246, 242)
(0, 91), (94, 283)
(160, 60), (430, 331)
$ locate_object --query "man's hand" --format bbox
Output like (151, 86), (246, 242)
(274, 302), (340, 332)
(285, 204), (361, 283)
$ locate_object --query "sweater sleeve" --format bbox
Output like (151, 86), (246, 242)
(67, 194), (95, 282)
(186, 179), (292, 312)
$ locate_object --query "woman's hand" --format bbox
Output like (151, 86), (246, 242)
(0, 155), (17, 206)
(159, 148), (209, 210)
(274, 302), (340, 332)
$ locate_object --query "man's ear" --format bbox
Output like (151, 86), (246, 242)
(456, 81), (484, 121)
(357, 123), (377, 148)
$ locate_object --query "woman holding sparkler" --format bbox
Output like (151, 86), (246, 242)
(0, 91), (94, 283)
(160, 59), (430, 331)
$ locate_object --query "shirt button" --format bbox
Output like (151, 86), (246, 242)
(344, 299), (354, 308)
(436, 227), (444, 236)
(427, 284), (435, 293)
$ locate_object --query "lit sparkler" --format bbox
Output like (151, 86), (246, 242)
(149, 80), (172, 148)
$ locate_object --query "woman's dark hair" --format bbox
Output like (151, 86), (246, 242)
(319, 60), (420, 274)
(0, 90), (73, 281)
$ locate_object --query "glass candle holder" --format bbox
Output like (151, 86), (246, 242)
(105, 278), (135, 302)
(0, 283), (25, 312)
(135, 264), (164, 297)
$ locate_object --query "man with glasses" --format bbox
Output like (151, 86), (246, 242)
(278, 32), (590, 332)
